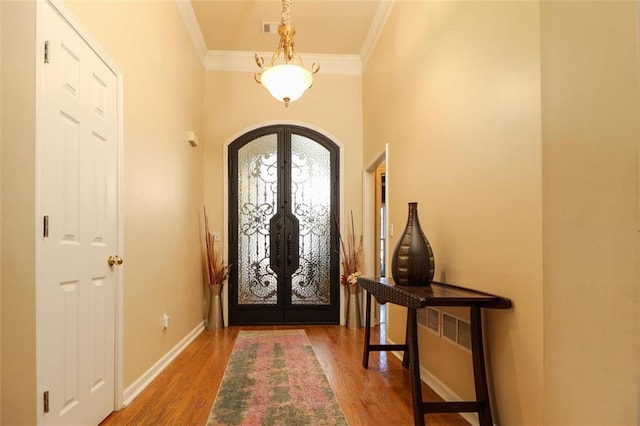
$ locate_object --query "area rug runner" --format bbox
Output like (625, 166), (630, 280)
(207, 329), (348, 426)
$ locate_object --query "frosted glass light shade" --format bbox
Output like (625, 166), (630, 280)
(261, 64), (313, 105)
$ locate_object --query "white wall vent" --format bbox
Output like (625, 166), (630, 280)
(418, 307), (440, 334)
(442, 313), (457, 341)
(418, 308), (472, 351)
(457, 319), (472, 350)
(261, 21), (280, 35)
(417, 306), (427, 326)
(426, 307), (440, 333)
(442, 312), (472, 351)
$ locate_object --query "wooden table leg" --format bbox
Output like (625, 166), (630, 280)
(407, 308), (425, 426)
(362, 290), (372, 369)
(470, 306), (493, 426)
(402, 309), (410, 368)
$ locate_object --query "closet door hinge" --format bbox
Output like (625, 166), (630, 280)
(44, 41), (50, 64)
(43, 391), (49, 413)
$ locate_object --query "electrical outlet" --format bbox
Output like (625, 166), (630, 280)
(212, 232), (221, 241)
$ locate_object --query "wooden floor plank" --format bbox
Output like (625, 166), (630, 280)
(100, 324), (469, 425)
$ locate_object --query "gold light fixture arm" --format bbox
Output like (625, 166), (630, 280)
(254, 54), (264, 83)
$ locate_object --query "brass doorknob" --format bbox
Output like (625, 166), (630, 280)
(108, 255), (123, 267)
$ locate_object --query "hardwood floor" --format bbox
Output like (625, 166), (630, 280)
(100, 323), (469, 425)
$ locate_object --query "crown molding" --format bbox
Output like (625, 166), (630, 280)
(360, 0), (395, 70)
(204, 50), (362, 75)
(176, 0), (207, 64)
(176, 0), (390, 75)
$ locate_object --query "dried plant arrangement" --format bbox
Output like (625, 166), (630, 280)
(204, 206), (229, 286)
(339, 211), (363, 286)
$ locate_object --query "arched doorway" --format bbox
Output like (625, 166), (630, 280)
(228, 125), (340, 324)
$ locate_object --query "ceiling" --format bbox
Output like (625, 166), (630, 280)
(189, 0), (388, 58)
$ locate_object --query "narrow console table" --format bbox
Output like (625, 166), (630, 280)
(358, 276), (511, 426)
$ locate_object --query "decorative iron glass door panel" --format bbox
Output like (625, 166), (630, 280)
(237, 133), (278, 305)
(229, 125), (339, 324)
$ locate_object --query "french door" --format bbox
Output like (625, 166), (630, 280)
(228, 125), (339, 324)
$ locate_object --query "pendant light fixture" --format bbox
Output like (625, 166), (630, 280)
(254, 0), (319, 107)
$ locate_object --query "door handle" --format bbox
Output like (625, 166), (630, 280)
(276, 233), (281, 264)
(108, 255), (123, 267)
(287, 233), (292, 265)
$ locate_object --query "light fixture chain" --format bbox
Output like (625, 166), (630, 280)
(280, 0), (292, 26)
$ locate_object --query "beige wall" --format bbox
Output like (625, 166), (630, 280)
(203, 70), (364, 287)
(0, 0), (4, 419)
(365, 2), (543, 424)
(541, 2), (639, 423)
(364, 1), (639, 425)
(1, 1), (205, 421)
(65, 0), (205, 387)
(1, 1), (38, 424)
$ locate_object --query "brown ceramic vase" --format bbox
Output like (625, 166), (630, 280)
(391, 202), (435, 286)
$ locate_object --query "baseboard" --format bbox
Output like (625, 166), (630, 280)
(388, 341), (480, 426)
(121, 321), (205, 407)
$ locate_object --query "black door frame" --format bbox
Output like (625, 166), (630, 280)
(228, 125), (340, 325)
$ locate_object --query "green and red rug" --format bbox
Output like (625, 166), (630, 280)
(207, 330), (348, 426)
